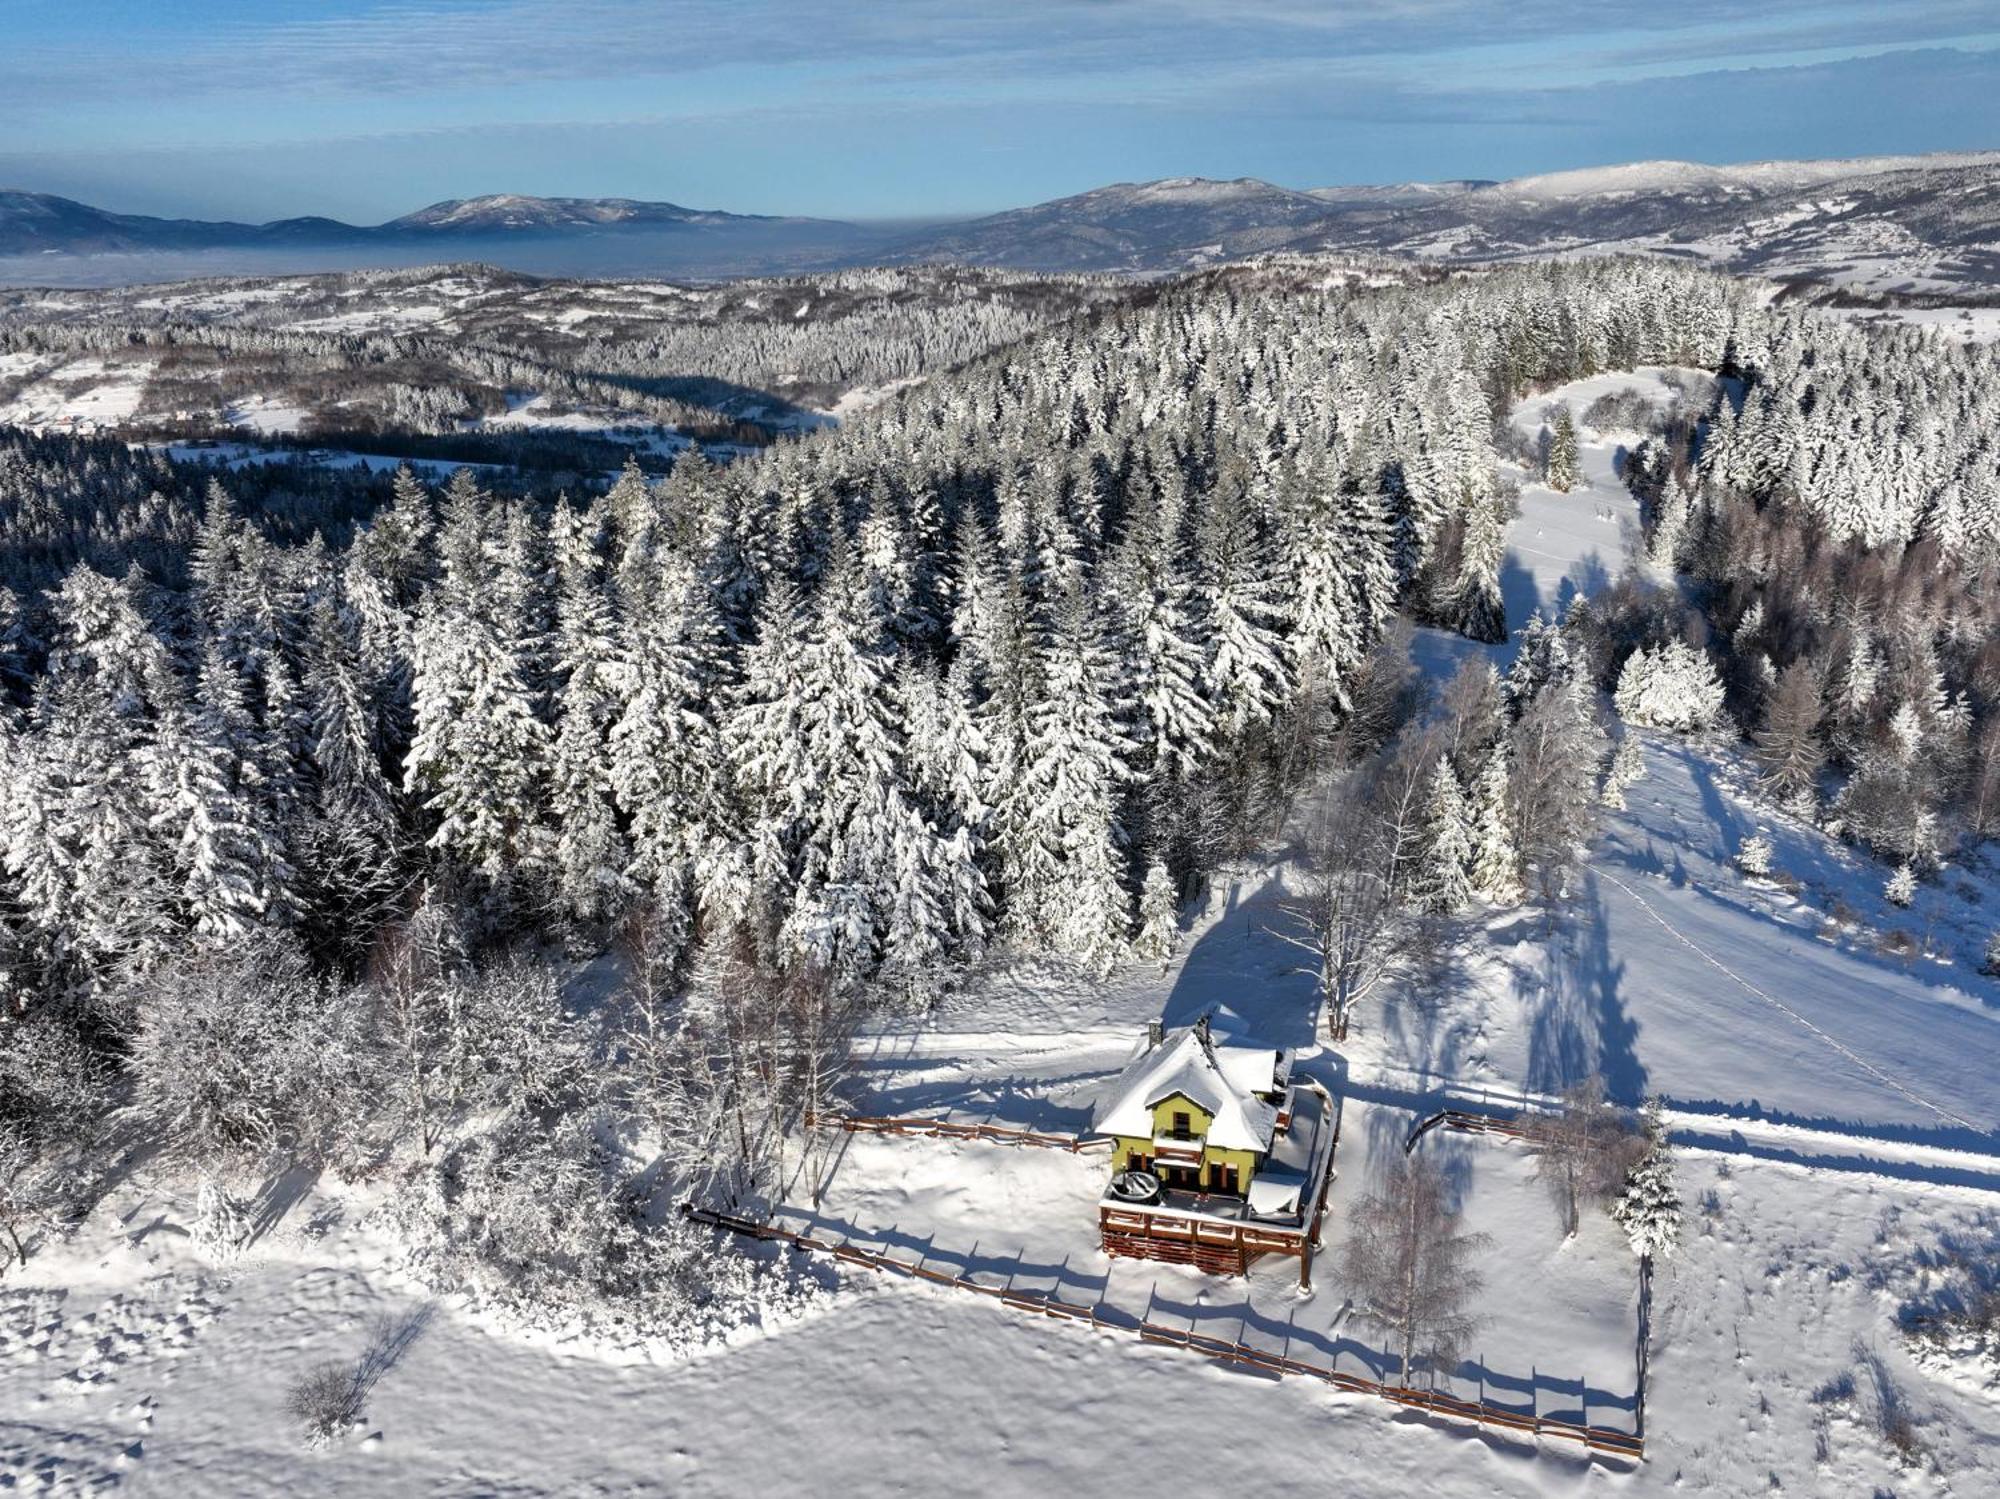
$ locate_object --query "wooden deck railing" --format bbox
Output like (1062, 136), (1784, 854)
(685, 1202), (1643, 1464)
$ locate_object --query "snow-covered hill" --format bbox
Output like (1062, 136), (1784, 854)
(4, 364), (1994, 1496)
(886, 177), (1337, 272)
(384, 194), (783, 233)
(885, 153), (2000, 295)
(12, 152), (2000, 294)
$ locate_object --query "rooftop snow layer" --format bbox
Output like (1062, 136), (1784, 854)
(1095, 1023), (1283, 1153)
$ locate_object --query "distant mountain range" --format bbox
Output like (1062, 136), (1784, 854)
(880, 154), (2000, 290)
(0, 190), (811, 256)
(8, 151), (2000, 293)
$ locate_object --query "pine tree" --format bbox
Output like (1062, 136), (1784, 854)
(1546, 407), (1581, 492)
(1134, 862), (1178, 965)
(1610, 1097), (1683, 1263)
(1736, 831), (1775, 879)
(1886, 863), (1917, 908)
(1468, 746), (1522, 905)
(1412, 759), (1475, 914)
(1614, 641), (1724, 733)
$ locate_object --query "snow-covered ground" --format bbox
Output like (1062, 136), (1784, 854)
(5, 369), (1996, 1495)
(1827, 303), (2000, 346)
(0, 354), (155, 428)
(223, 397), (309, 436)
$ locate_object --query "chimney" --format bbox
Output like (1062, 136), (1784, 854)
(1146, 1019), (1164, 1049)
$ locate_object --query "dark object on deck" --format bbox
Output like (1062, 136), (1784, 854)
(1108, 1170), (1163, 1204)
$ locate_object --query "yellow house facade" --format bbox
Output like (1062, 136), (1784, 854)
(1096, 1015), (1294, 1205)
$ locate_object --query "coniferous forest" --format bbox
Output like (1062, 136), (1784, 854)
(5, 252), (2000, 1338)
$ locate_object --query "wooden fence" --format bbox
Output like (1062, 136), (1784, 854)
(1405, 1107), (1533, 1152)
(807, 1112), (1114, 1152)
(685, 1202), (1643, 1464)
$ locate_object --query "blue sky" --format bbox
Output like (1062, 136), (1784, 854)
(2, 1), (1998, 221)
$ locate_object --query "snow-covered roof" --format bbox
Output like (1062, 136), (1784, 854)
(1096, 1023), (1284, 1154)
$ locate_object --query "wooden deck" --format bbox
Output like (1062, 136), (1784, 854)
(1099, 1081), (1341, 1286)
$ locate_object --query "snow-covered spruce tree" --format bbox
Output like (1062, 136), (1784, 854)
(1193, 496), (1292, 741)
(1412, 759), (1475, 915)
(1886, 863), (1918, 908)
(5, 566), (177, 989)
(1736, 831), (1775, 879)
(612, 548), (737, 969)
(150, 642), (300, 944)
(1504, 610), (1577, 710)
(1110, 486), (1214, 783)
(1287, 455), (1396, 718)
(1646, 471), (1692, 570)
(1610, 1097), (1683, 1264)
(731, 540), (946, 995)
(1449, 490), (1510, 644)
(991, 587), (1136, 975)
(404, 477), (552, 887)
(1545, 406), (1581, 493)
(1983, 931), (2000, 977)
(1467, 746), (1523, 905)
(1134, 862), (1179, 966)
(1606, 735), (1645, 799)
(1614, 640), (1725, 733)
(546, 499), (631, 932)
(897, 656), (993, 966)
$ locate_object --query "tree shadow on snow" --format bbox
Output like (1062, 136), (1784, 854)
(1159, 870), (1320, 1054)
(1522, 876), (1647, 1106)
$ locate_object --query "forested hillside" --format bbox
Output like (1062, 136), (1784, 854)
(4, 253), (1999, 1341)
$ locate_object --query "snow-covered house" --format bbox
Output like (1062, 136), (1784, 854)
(1094, 1013), (1337, 1283)
(1095, 1015), (1293, 1200)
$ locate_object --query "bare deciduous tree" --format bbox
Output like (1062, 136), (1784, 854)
(1283, 776), (1405, 1042)
(646, 926), (863, 1205)
(1342, 1153), (1492, 1386)
(1524, 1075), (1642, 1238)
(365, 883), (463, 1156)
(0, 1012), (109, 1271)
